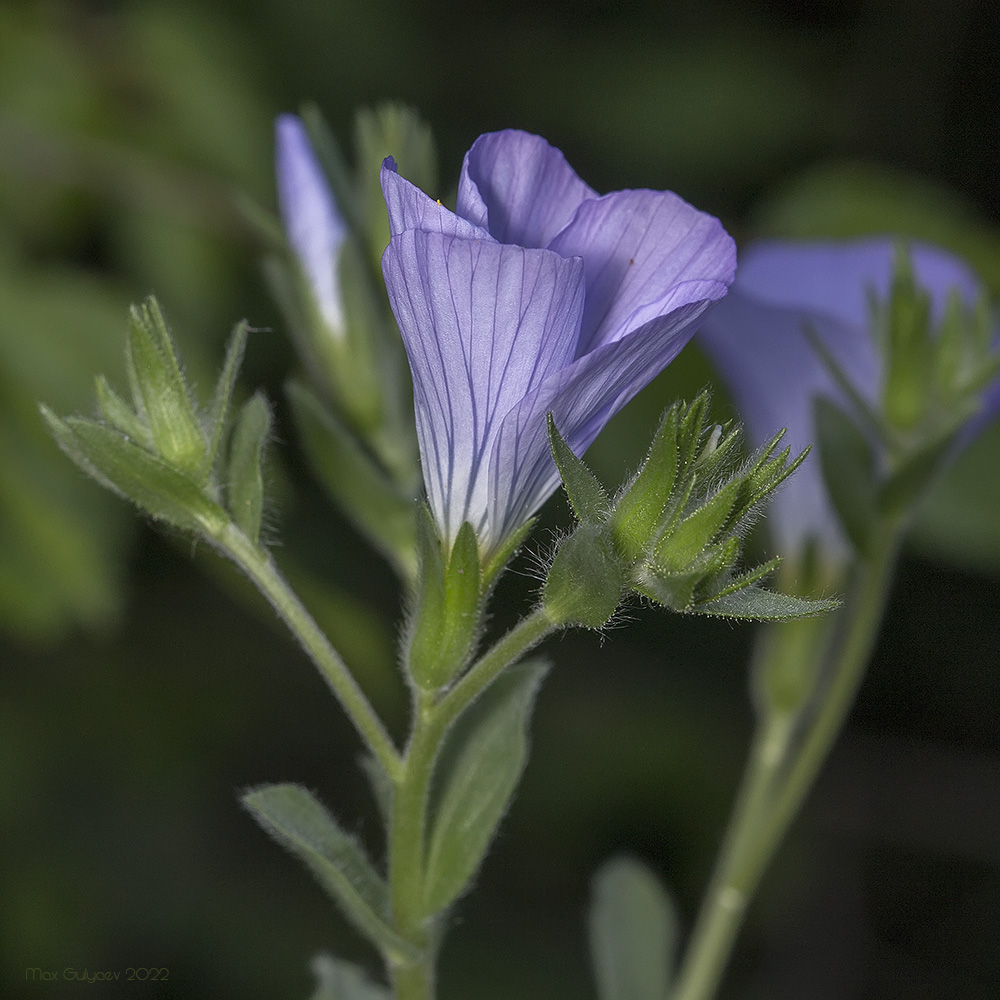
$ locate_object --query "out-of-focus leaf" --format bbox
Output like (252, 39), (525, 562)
(516, 30), (825, 197)
(308, 952), (390, 1000)
(353, 104), (437, 272)
(912, 422), (1000, 572)
(0, 260), (133, 640)
(589, 855), (679, 1000)
(226, 392), (271, 546)
(286, 379), (417, 579)
(813, 397), (878, 555)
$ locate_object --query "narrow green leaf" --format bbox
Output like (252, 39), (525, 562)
(424, 658), (549, 913)
(287, 379), (417, 580)
(443, 521), (482, 654)
(94, 374), (153, 449)
(126, 299), (207, 475)
(933, 291), (966, 397)
(813, 397), (878, 555)
(878, 434), (951, 520)
(611, 405), (679, 561)
(677, 392), (710, 468)
(701, 555), (782, 603)
(654, 478), (741, 570)
(227, 392), (271, 546)
(406, 505), (447, 685)
(695, 586), (840, 621)
(589, 856), (678, 1000)
(802, 323), (885, 442)
(649, 470), (696, 547)
(692, 422), (742, 481)
(301, 102), (364, 237)
(42, 408), (228, 537)
(206, 320), (250, 475)
(335, 238), (391, 433)
(548, 413), (609, 524)
(884, 247), (933, 432)
(744, 430), (807, 504)
(309, 953), (390, 1000)
(639, 536), (738, 613)
(242, 783), (419, 963)
(634, 565), (705, 613)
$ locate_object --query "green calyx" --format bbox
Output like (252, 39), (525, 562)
(406, 514), (484, 691)
(546, 402), (838, 624)
(543, 522), (625, 628)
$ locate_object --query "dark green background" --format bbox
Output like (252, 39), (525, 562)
(2, 1), (998, 998)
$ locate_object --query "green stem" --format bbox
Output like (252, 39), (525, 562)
(758, 527), (901, 867)
(389, 691), (441, 1000)
(670, 526), (901, 1000)
(387, 607), (559, 1000)
(217, 522), (403, 780)
(438, 608), (556, 726)
(669, 715), (794, 1000)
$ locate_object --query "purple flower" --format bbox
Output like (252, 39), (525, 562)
(275, 114), (348, 334)
(380, 129), (736, 555)
(697, 239), (990, 566)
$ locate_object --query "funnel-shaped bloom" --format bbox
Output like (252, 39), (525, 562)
(381, 130), (736, 556)
(275, 114), (348, 334)
(697, 239), (992, 566)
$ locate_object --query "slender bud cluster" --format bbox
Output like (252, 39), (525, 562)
(42, 298), (270, 547)
(270, 107), (433, 582)
(542, 396), (839, 628)
(808, 249), (1000, 555)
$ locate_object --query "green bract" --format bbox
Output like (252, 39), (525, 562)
(406, 515), (484, 690)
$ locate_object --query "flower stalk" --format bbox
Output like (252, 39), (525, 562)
(669, 523), (901, 1000)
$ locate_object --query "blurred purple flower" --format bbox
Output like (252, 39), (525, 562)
(380, 129), (736, 555)
(697, 239), (992, 565)
(275, 114), (348, 334)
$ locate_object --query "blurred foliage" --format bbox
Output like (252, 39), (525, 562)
(0, 0), (273, 640)
(2, 0), (999, 998)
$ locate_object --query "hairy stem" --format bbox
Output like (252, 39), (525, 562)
(387, 607), (559, 999)
(218, 523), (403, 780)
